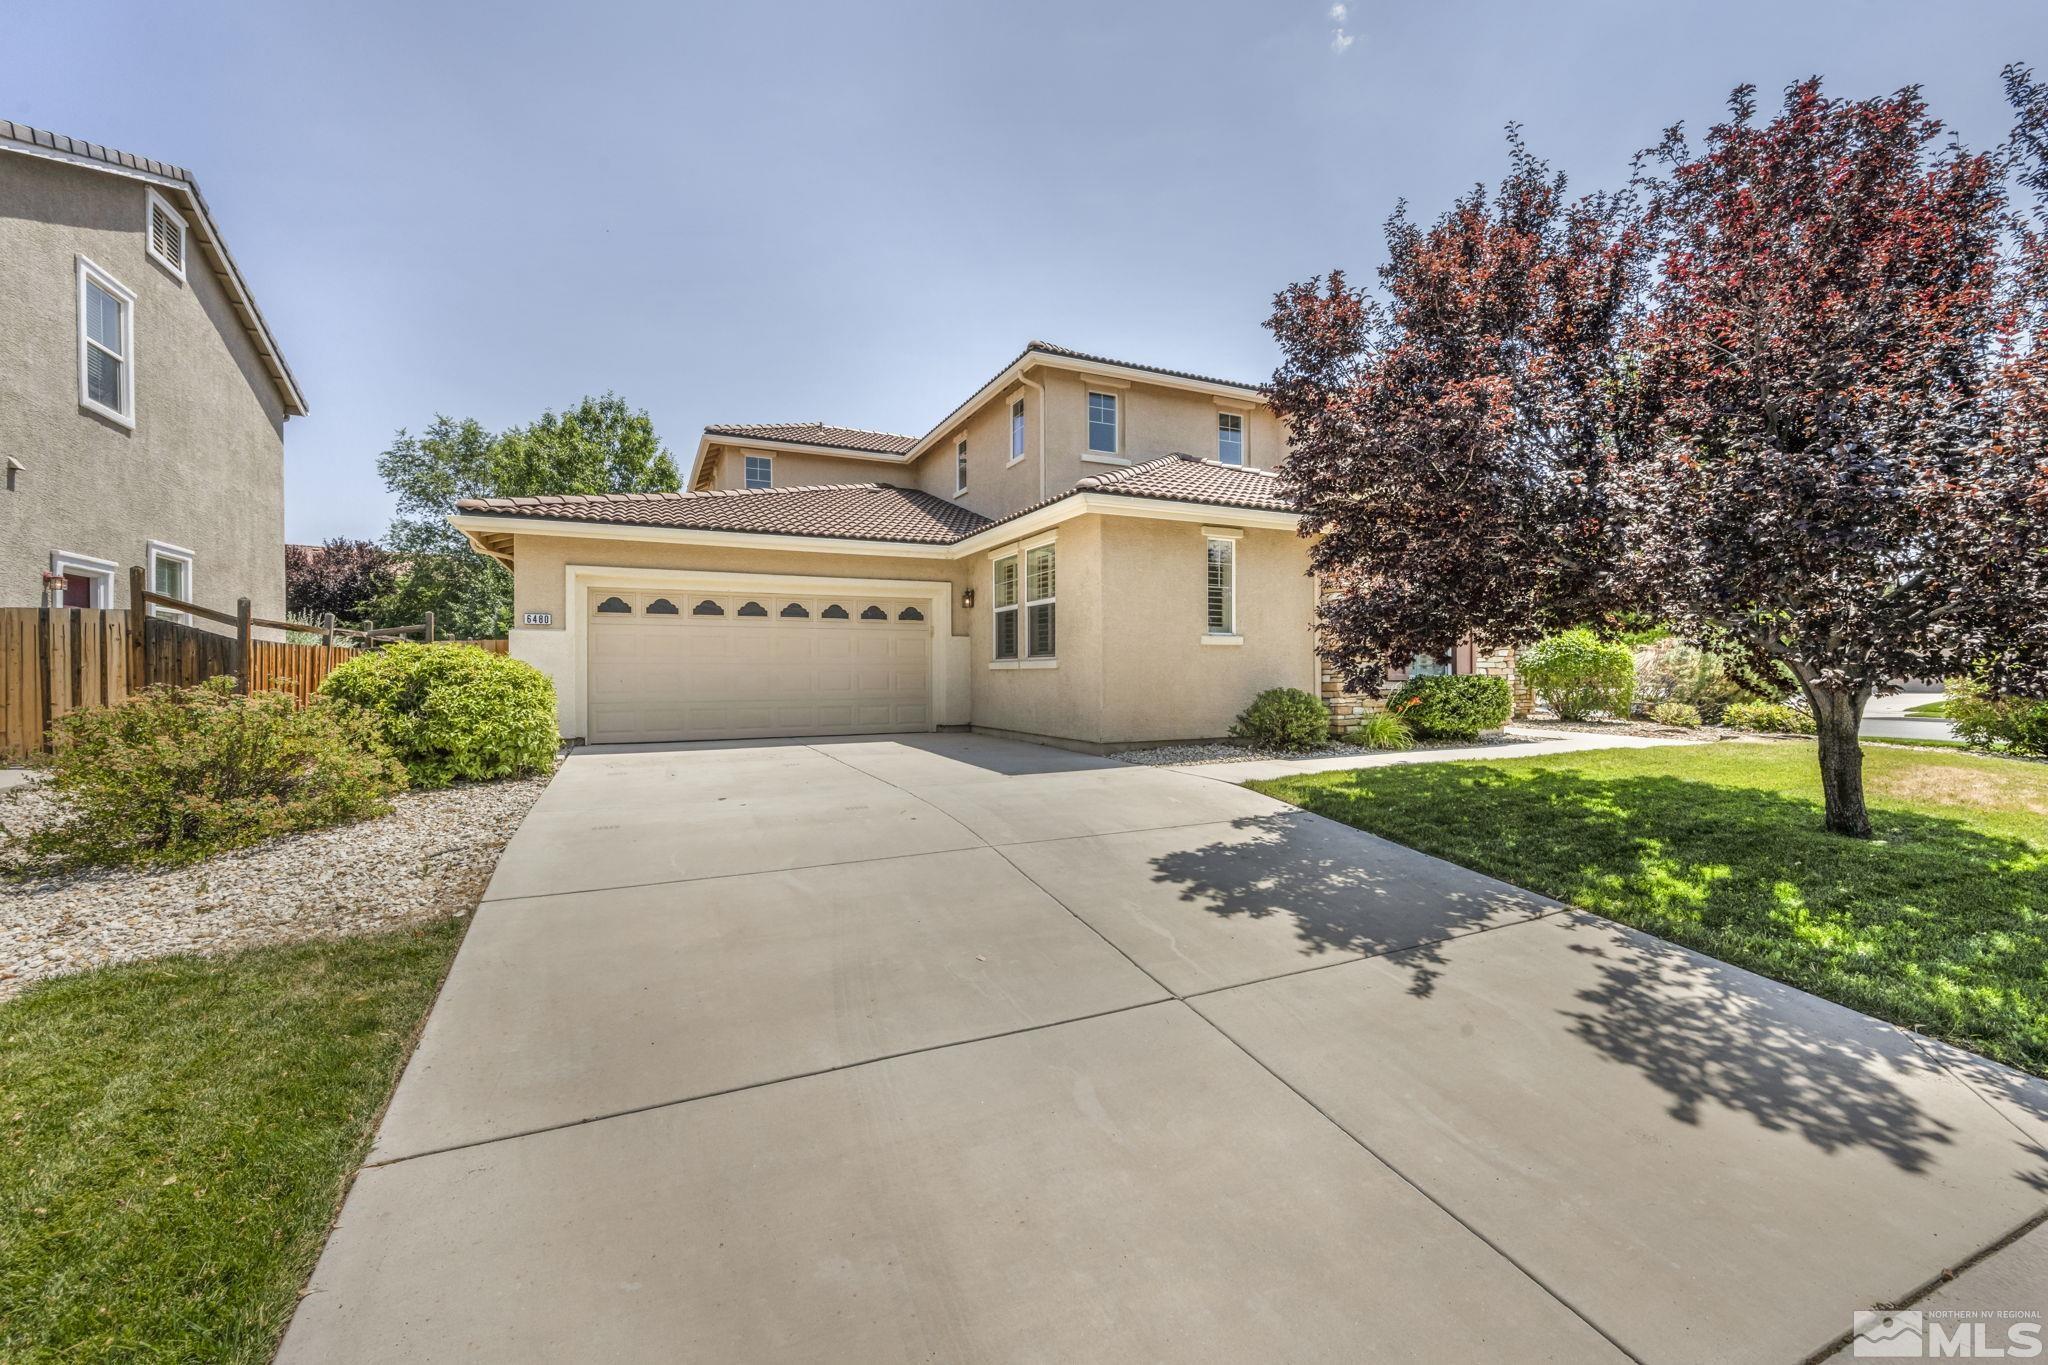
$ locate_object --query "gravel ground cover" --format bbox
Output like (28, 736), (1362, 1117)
(0, 772), (551, 1001)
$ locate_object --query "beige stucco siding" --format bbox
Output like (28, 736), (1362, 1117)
(0, 153), (286, 616)
(962, 515), (1107, 746)
(1034, 370), (1286, 496)
(912, 381), (1046, 519)
(1096, 518), (1318, 743)
(700, 444), (903, 492)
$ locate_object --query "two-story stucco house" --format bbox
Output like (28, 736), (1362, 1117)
(453, 341), (1507, 751)
(0, 121), (305, 618)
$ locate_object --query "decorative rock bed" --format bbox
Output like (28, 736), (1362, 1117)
(0, 771), (551, 1002)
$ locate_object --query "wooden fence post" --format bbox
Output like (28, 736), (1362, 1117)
(128, 565), (148, 688)
(236, 597), (253, 695)
(319, 612), (336, 647)
(424, 610), (436, 644)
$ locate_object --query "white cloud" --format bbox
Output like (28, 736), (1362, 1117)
(1327, 2), (1356, 54)
(1328, 2), (1347, 20)
(1330, 26), (1355, 53)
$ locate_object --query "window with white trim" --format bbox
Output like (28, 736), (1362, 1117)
(1408, 652), (1453, 677)
(955, 439), (968, 495)
(1010, 398), (1026, 462)
(1025, 544), (1056, 657)
(145, 189), (187, 280)
(993, 554), (1020, 660)
(1087, 392), (1118, 454)
(78, 257), (135, 425)
(1217, 412), (1245, 465)
(147, 540), (195, 621)
(744, 454), (772, 489)
(1206, 537), (1236, 634)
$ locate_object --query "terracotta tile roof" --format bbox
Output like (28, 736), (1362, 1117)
(0, 119), (306, 416)
(1022, 341), (1264, 394)
(701, 422), (919, 455)
(459, 457), (1295, 546)
(455, 483), (991, 545)
(1077, 455), (1291, 511)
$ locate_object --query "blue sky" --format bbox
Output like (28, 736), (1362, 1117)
(6, 0), (2043, 541)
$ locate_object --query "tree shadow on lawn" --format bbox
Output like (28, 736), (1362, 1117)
(1156, 767), (2048, 1178)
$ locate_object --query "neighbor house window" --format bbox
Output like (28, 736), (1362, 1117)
(147, 540), (195, 622)
(1217, 413), (1245, 465)
(1010, 399), (1026, 463)
(1087, 392), (1118, 454)
(145, 189), (187, 280)
(1025, 544), (1056, 657)
(955, 439), (968, 495)
(77, 257), (135, 425)
(1206, 537), (1236, 634)
(993, 554), (1019, 660)
(744, 454), (772, 489)
(1408, 653), (1453, 677)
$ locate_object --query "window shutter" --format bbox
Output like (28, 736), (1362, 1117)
(150, 201), (184, 272)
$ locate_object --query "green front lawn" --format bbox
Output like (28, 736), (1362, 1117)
(0, 923), (465, 1363)
(1250, 742), (2048, 1075)
(1904, 700), (1950, 717)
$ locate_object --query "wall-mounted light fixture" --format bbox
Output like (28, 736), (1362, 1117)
(961, 586), (976, 609)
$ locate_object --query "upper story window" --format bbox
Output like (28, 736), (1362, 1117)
(1087, 392), (1119, 454)
(1217, 413), (1245, 465)
(1010, 399), (1026, 463)
(1206, 537), (1236, 634)
(77, 257), (136, 427)
(744, 454), (772, 489)
(145, 189), (187, 280)
(955, 439), (968, 495)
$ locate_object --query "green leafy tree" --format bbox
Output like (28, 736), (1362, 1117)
(370, 396), (679, 637)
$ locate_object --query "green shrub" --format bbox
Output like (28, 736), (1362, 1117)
(1230, 688), (1332, 752)
(1520, 628), (1636, 721)
(13, 679), (404, 870)
(1632, 638), (1753, 723)
(319, 643), (557, 787)
(1386, 675), (1513, 741)
(1722, 699), (1816, 735)
(1944, 676), (2048, 758)
(1352, 712), (1415, 751)
(1649, 701), (1703, 728)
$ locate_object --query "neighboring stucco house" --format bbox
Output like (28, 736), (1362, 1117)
(0, 120), (305, 618)
(453, 341), (1505, 751)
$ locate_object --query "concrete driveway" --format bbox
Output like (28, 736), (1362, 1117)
(281, 734), (2048, 1363)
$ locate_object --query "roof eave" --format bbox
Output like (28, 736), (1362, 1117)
(0, 135), (308, 417)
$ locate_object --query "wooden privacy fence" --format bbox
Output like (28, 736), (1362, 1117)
(0, 567), (506, 759)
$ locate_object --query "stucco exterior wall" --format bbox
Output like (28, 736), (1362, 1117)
(961, 515), (1107, 746)
(0, 152), (287, 616)
(699, 443), (902, 493)
(1034, 369), (1286, 497)
(910, 380), (1044, 520)
(1097, 518), (1319, 743)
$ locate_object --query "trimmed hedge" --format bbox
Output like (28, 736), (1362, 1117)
(318, 643), (557, 787)
(1230, 688), (1332, 752)
(1386, 675), (1512, 741)
(13, 678), (404, 869)
(1520, 628), (1636, 721)
(1944, 676), (2048, 758)
(1722, 700), (1816, 735)
(1649, 701), (1703, 728)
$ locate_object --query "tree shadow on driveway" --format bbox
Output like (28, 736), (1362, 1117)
(1153, 768), (2048, 1179)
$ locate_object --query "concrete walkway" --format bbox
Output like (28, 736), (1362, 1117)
(281, 734), (2048, 1363)
(1170, 723), (1696, 783)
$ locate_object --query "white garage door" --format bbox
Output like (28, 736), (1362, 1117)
(586, 588), (932, 743)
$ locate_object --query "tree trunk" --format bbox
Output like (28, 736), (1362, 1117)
(1803, 683), (1873, 838)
